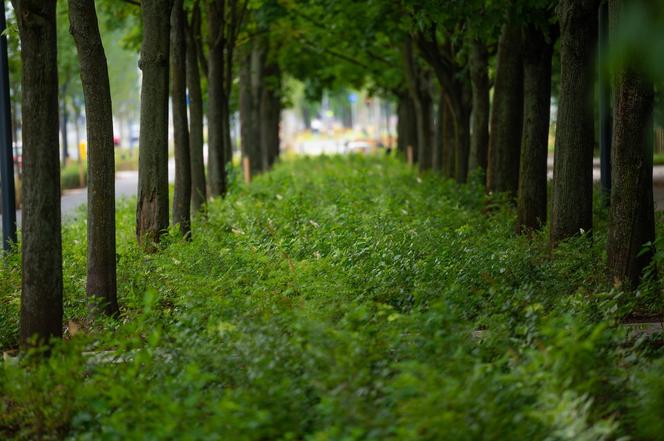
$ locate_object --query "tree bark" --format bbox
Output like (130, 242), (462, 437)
(468, 40), (489, 175)
(14, 0), (63, 348)
(260, 59), (281, 169)
(486, 20), (523, 197)
(69, 0), (119, 316)
(442, 98), (455, 179)
(433, 92), (445, 171)
(550, 0), (599, 245)
(207, 0), (227, 197)
(171, 0), (191, 238)
(239, 43), (262, 176)
(607, 0), (656, 289)
(136, 0), (172, 249)
(397, 92), (417, 159)
(402, 38), (434, 169)
(516, 24), (555, 235)
(185, 0), (206, 212)
(454, 82), (472, 183)
(415, 84), (434, 171)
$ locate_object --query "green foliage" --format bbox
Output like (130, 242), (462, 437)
(1, 156), (663, 439)
(60, 162), (87, 191)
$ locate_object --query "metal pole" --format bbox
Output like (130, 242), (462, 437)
(598, 1), (612, 206)
(0, 1), (16, 252)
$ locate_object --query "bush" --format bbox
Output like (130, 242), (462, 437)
(60, 162), (87, 190)
(1, 155), (663, 440)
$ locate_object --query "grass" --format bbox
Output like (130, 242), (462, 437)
(1, 154), (664, 440)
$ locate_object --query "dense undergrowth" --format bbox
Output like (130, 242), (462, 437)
(1, 154), (664, 440)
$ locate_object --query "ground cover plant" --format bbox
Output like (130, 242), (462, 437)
(1, 155), (663, 440)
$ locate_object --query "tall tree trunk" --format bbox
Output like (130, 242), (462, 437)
(403, 38), (435, 169)
(185, 0), (206, 212)
(516, 24), (555, 234)
(550, 0), (598, 245)
(397, 92), (417, 159)
(433, 92), (445, 171)
(14, 0), (62, 348)
(136, 0), (172, 249)
(415, 83), (434, 171)
(442, 98), (455, 178)
(261, 60), (281, 169)
(468, 40), (490, 175)
(486, 20), (523, 197)
(607, 0), (656, 289)
(69, 0), (119, 316)
(207, 0), (227, 197)
(170, 0), (191, 238)
(239, 44), (262, 176)
(454, 83), (472, 183)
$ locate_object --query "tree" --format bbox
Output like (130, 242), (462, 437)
(402, 36), (433, 169)
(185, 0), (206, 212)
(12, 0), (63, 347)
(206, 0), (248, 197)
(171, 0), (191, 238)
(397, 92), (417, 159)
(486, 16), (523, 197)
(468, 40), (490, 174)
(516, 20), (557, 234)
(136, 0), (173, 249)
(69, 0), (119, 316)
(239, 39), (264, 176)
(607, 0), (656, 289)
(260, 48), (282, 169)
(550, 0), (599, 245)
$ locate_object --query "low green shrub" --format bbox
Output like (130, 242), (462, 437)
(60, 162), (87, 190)
(1, 155), (663, 440)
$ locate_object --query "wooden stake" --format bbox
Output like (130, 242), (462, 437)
(406, 145), (414, 165)
(242, 156), (251, 184)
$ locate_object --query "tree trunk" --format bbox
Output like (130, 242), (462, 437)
(486, 20), (523, 197)
(607, 0), (656, 289)
(170, 0), (191, 238)
(516, 25), (555, 234)
(415, 83), (434, 172)
(454, 83), (472, 183)
(207, 0), (227, 197)
(397, 92), (417, 159)
(14, 0), (62, 348)
(239, 44), (261, 176)
(442, 98), (455, 178)
(185, 0), (206, 212)
(261, 60), (281, 169)
(468, 40), (490, 175)
(550, 0), (598, 245)
(136, 0), (172, 249)
(69, 0), (119, 317)
(433, 92), (445, 171)
(403, 38), (435, 169)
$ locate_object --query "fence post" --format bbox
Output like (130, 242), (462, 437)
(242, 156), (251, 184)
